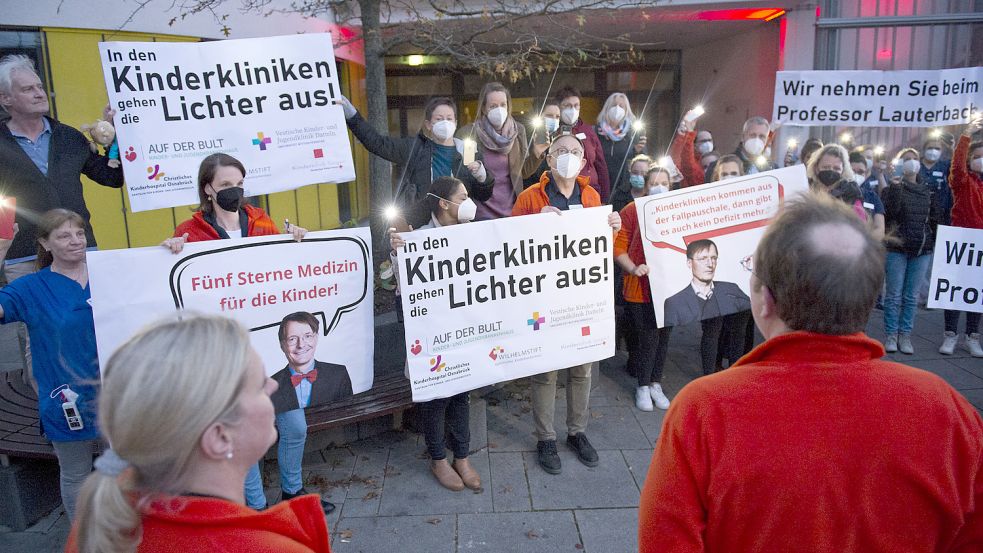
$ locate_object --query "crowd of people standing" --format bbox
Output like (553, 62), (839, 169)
(1, 48), (982, 552)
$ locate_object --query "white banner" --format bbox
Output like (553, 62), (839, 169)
(99, 34), (355, 212)
(636, 166), (810, 328)
(928, 225), (983, 313)
(87, 229), (374, 412)
(773, 68), (982, 127)
(397, 207), (615, 402)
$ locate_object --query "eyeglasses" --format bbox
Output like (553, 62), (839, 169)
(285, 333), (316, 347)
(551, 148), (584, 157)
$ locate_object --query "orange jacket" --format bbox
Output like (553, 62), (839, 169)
(66, 495), (330, 552)
(174, 204), (280, 242)
(512, 171), (600, 216)
(613, 202), (650, 303)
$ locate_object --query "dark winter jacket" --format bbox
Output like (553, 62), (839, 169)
(345, 112), (494, 227)
(0, 116), (124, 260)
(882, 177), (939, 257)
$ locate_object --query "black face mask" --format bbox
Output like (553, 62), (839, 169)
(213, 186), (244, 212)
(816, 170), (842, 187)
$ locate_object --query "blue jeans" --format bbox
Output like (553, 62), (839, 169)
(244, 408), (307, 509)
(883, 252), (932, 335)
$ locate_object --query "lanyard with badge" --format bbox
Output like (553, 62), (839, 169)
(50, 384), (84, 431)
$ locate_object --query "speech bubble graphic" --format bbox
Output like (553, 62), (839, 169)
(641, 173), (789, 254)
(168, 236), (370, 337)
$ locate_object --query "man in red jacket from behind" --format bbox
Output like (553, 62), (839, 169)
(639, 193), (983, 552)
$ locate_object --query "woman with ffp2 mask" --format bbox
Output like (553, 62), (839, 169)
(388, 176), (482, 492)
(457, 82), (527, 221)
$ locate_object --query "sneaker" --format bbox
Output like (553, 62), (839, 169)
(649, 383), (671, 410)
(967, 333), (983, 358)
(884, 334), (898, 353)
(566, 432), (599, 467)
(898, 334), (914, 355)
(939, 331), (958, 355)
(635, 387), (653, 412)
(281, 487), (336, 514)
(536, 440), (562, 474)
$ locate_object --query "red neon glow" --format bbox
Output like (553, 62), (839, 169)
(697, 8), (786, 21)
(877, 48), (893, 59)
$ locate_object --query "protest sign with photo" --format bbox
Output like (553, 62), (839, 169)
(636, 165), (810, 328)
(927, 225), (983, 314)
(87, 228), (373, 413)
(396, 207), (615, 402)
(773, 67), (981, 127)
(98, 33), (355, 212)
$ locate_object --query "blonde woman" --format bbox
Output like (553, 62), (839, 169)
(597, 92), (646, 198)
(67, 315), (331, 553)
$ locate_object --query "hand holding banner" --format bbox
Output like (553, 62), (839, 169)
(397, 207), (615, 401)
(928, 225), (983, 313)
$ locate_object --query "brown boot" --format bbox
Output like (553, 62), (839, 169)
(431, 459), (464, 491)
(453, 457), (482, 490)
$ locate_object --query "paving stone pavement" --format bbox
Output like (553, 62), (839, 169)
(2, 309), (981, 552)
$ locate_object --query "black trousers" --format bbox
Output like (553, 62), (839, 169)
(627, 302), (673, 387)
(944, 309), (981, 335)
(419, 392), (471, 460)
(701, 310), (753, 375)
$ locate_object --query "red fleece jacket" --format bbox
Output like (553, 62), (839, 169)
(174, 204), (280, 241)
(66, 495), (331, 552)
(949, 134), (983, 229)
(640, 331), (983, 553)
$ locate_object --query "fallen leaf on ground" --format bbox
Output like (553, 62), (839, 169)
(426, 518), (441, 525)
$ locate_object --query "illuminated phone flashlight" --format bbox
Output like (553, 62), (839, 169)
(929, 128), (942, 139)
(786, 138), (798, 149)
(658, 156), (671, 167)
(683, 105), (704, 124)
(756, 155), (769, 166)
(384, 205), (400, 221)
(873, 145), (885, 156)
(531, 116), (543, 129)
(632, 120), (644, 131)
(839, 132), (853, 144)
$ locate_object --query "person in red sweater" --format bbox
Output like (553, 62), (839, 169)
(668, 119), (705, 188)
(639, 193), (983, 553)
(554, 86), (611, 203)
(512, 132), (621, 475)
(940, 115), (983, 357)
(67, 315), (331, 553)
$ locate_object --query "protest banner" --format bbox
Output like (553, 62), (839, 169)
(87, 228), (373, 412)
(927, 225), (983, 314)
(397, 207), (615, 402)
(772, 68), (981, 127)
(636, 165), (810, 328)
(98, 33), (355, 212)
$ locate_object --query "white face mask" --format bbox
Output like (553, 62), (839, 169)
(924, 148), (941, 162)
(554, 153), (582, 179)
(487, 106), (508, 129)
(608, 105), (626, 124)
(853, 174), (866, 186)
(903, 159), (921, 175)
(743, 137), (765, 156)
(455, 198), (477, 223)
(543, 117), (560, 134)
(431, 120), (456, 141)
(972, 158), (983, 173)
(864, 157), (874, 170)
(648, 184), (669, 195)
(561, 107), (579, 125)
(696, 141), (714, 155)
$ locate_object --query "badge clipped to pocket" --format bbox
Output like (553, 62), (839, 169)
(51, 385), (84, 431)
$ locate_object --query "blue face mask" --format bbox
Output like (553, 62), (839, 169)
(629, 174), (645, 189)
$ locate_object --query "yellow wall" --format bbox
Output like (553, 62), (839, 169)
(41, 27), (365, 250)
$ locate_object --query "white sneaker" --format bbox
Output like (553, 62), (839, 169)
(885, 334), (898, 353)
(898, 334), (914, 355)
(967, 333), (983, 358)
(635, 387), (654, 412)
(939, 331), (958, 355)
(649, 383), (671, 410)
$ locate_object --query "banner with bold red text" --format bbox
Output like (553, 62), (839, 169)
(773, 68), (981, 127)
(396, 207), (615, 402)
(636, 165), (810, 328)
(98, 33), (355, 212)
(87, 229), (373, 411)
